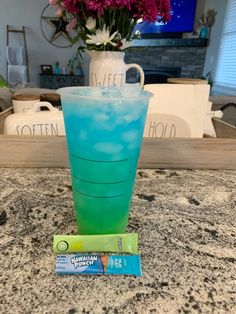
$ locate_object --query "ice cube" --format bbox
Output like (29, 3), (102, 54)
(89, 87), (104, 97)
(72, 87), (104, 97)
(72, 87), (90, 96)
(120, 83), (141, 98)
(123, 102), (147, 123)
(112, 100), (128, 115)
(124, 110), (141, 123)
(94, 113), (110, 122)
(71, 85), (144, 99)
(121, 131), (139, 142)
(101, 86), (121, 98)
(95, 142), (123, 154)
(92, 104), (115, 130)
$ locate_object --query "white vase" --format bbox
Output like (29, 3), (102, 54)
(88, 51), (144, 87)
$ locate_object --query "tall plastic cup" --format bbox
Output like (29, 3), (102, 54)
(58, 86), (152, 234)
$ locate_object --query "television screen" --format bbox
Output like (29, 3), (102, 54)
(133, 0), (197, 35)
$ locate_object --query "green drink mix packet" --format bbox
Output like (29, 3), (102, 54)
(53, 233), (138, 254)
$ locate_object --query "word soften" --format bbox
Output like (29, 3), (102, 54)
(16, 122), (59, 136)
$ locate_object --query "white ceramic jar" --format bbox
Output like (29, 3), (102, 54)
(88, 51), (144, 87)
(4, 102), (65, 136)
(12, 94), (40, 113)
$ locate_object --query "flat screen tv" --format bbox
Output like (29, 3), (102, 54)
(133, 0), (197, 37)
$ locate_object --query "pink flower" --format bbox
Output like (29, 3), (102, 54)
(66, 17), (77, 32)
(63, 0), (80, 14)
(48, 0), (58, 5)
(86, 0), (112, 15)
(56, 5), (64, 16)
(142, 0), (158, 21)
(119, 38), (131, 50)
(131, 0), (170, 22)
(156, 0), (171, 21)
(110, 0), (131, 8)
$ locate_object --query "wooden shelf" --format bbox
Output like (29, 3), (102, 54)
(131, 38), (208, 48)
(0, 108), (236, 170)
(39, 74), (84, 89)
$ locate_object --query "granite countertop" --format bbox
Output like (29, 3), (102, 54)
(0, 168), (236, 314)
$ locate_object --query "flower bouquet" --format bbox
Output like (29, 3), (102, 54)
(49, 0), (171, 51)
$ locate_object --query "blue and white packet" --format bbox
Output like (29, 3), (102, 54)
(55, 254), (142, 276)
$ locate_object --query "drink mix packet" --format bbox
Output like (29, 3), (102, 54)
(55, 254), (142, 276)
(53, 233), (138, 254)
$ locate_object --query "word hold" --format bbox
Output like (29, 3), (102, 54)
(148, 120), (176, 138)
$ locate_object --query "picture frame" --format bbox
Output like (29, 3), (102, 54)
(41, 64), (53, 75)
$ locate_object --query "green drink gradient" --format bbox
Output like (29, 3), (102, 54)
(58, 86), (152, 234)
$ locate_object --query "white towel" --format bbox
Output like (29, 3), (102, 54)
(8, 65), (27, 84)
(6, 46), (26, 65)
(16, 47), (26, 65)
(6, 46), (17, 65)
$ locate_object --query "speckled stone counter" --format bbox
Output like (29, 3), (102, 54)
(0, 168), (236, 314)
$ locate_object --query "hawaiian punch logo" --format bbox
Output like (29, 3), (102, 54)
(71, 255), (98, 268)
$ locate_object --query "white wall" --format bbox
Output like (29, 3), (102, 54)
(195, 0), (205, 23)
(182, 0), (227, 82)
(0, 0), (228, 88)
(201, 0), (228, 78)
(0, 0), (88, 86)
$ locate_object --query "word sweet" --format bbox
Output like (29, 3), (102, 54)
(90, 73), (125, 87)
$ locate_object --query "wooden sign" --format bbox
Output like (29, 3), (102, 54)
(144, 113), (191, 138)
(144, 84), (210, 138)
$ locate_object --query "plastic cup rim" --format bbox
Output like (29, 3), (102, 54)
(57, 86), (153, 101)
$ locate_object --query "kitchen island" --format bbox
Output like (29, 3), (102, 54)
(0, 168), (235, 314)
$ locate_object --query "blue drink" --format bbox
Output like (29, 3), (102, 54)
(59, 86), (152, 234)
